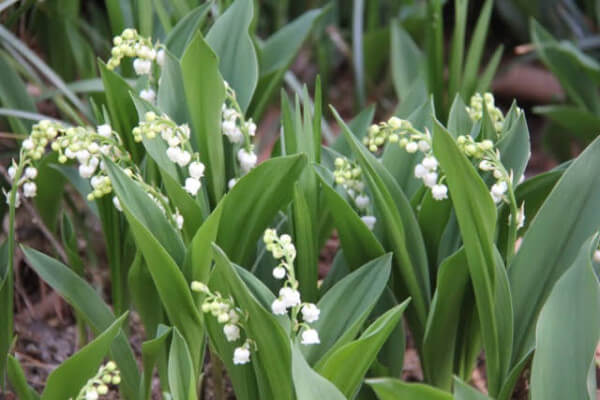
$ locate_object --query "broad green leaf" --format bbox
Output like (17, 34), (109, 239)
(22, 247), (140, 399)
(432, 121), (508, 395)
(7, 355), (39, 400)
(250, 8), (324, 119)
(291, 345), (346, 400)
(454, 377), (491, 399)
(422, 248), (469, 389)
(128, 252), (164, 344)
(334, 107), (430, 348)
(291, 184), (319, 301)
(531, 20), (600, 113)
(104, 159), (185, 264)
(530, 237), (600, 400)
(496, 111), (530, 184)
(107, 181), (204, 369)
(417, 189), (452, 276)
(99, 62), (140, 160)
(317, 300), (410, 398)
(216, 154), (307, 267)
(390, 21), (424, 101)
(206, 0), (258, 112)
(141, 326), (171, 400)
(209, 244), (293, 400)
(33, 153), (66, 231)
(368, 378), (453, 400)
(41, 314), (127, 400)
(168, 328), (197, 400)
(0, 53), (35, 133)
(180, 32), (226, 205)
(164, 4), (211, 58)
(315, 165), (384, 269)
(448, 0), (467, 101)
(533, 105), (600, 142)
(447, 95), (473, 136)
(304, 254), (392, 365)
(509, 137), (600, 363)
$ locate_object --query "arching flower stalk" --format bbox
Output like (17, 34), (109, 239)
(263, 229), (321, 345)
(332, 157), (376, 230)
(106, 28), (165, 103)
(7, 116), (197, 231)
(190, 281), (255, 365)
(221, 82), (258, 189)
(365, 117), (448, 201)
(72, 361), (120, 400)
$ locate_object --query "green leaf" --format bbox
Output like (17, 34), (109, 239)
(22, 247), (140, 399)
(447, 95), (474, 136)
(330, 104), (375, 157)
(33, 153), (66, 231)
(461, 0), (493, 99)
(316, 300), (410, 398)
(6, 355), (39, 400)
(164, 4), (211, 58)
(334, 107), (430, 349)
(496, 111), (530, 184)
(0, 53), (35, 133)
(390, 21), (424, 101)
(180, 32), (226, 205)
(422, 248), (469, 389)
(447, 0), (467, 101)
(249, 8), (324, 119)
(41, 313), (127, 400)
(216, 154), (307, 267)
(315, 165), (384, 269)
(304, 254), (392, 366)
(290, 345), (346, 400)
(454, 377), (491, 399)
(432, 121), (509, 396)
(99, 62), (140, 160)
(530, 237), (600, 400)
(509, 137), (600, 363)
(104, 159), (185, 265)
(291, 183), (319, 301)
(168, 328), (197, 400)
(207, 0), (258, 112)
(476, 45), (504, 94)
(209, 244), (293, 400)
(141, 326), (171, 400)
(533, 105), (600, 143)
(368, 378), (453, 400)
(0, 239), (10, 389)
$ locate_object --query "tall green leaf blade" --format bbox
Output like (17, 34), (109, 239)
(6, 355), (39, 400)
(390, 21), (424, 102)
(164, 4), (211, 58)
(206, 0), (258, 112)
(432, 121), (509, 395)
(104, 159), (185, 264)
(509, 137), (600, 363)
(461, 0), (493, 99)
(316, 300), (410, 398)
(180, 32), (226, 205)
(291, 345), (346, 400)
(454, 377), (491, 399)
(0, 53), (35, 133)
(168, 328), (197, 400)
(530, 238), (600, 400)
(141, 326), (171, 400)
(334, 107), (430, 348)
(216, 154), (307, 266)
(304, 254), (392, 365)
(41, 314), (127, 400)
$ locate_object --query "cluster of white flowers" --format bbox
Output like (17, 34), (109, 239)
(332, 157), (377, 229)
(466, 92), (504, 133)
(8, 119), (187, 232)
(73, 361), (120, 400)
(221, 83), (258, 189)
(263, 229), (321, 345)
(365, 117), (448, 201)
(106, 28), (165, 104)
(456, 134), (511, 204)
(191, 281), (254, 365)
(133, 111), (205, 199)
